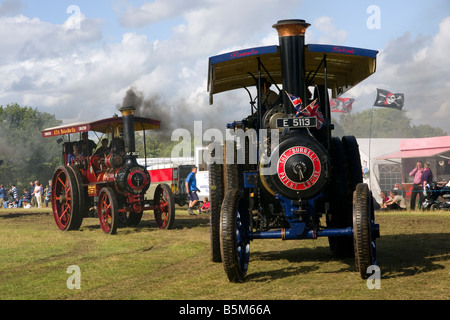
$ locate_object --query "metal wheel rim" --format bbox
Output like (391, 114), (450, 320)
(98, 189), (116, 234)
(155, 187), (170, 228)
(52, 168), (73, 230)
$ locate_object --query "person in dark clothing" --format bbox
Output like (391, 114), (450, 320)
(0, 185), (6, 208)
(185, 166), (199, 215)
(79, 132), (97, 157)
(3, 184), (18, 208)
(94, 138), (110, 156)
(419, 162), (433, 208)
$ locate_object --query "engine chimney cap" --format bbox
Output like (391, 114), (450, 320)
(273, 19), (310, 37)
(120, 105), (136, 116)
(120, 105), (136, 111)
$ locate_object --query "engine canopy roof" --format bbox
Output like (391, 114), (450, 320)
(208, 44), (378, 104)
(41, 116), (161, 138)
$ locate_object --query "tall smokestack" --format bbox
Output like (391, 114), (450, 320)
(120, 105), (136, 153)
(273, 19), (310, 114)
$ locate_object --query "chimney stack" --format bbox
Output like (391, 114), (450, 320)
(120, 105), (136, 154)
(273, 19), (310, 114)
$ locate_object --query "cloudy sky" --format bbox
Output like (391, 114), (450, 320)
(0, 0), (449, 135)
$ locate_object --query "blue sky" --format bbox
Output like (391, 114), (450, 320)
(19, 0), (449, 49)
(0, 0), (449, 133)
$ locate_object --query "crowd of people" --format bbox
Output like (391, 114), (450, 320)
(377, 160), (434, 211)
(0, 180), (52, 209)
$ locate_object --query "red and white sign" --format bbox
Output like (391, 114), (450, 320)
(277, 146), (321, 191)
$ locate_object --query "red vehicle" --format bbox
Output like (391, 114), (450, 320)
(41, 106), (175, 234)
(142, 162), (195, 207)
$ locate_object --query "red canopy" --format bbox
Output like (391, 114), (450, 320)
(377, 136), (450, 159)
(41, 116), (161, 138)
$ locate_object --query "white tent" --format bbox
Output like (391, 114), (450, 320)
(357, 138), (407, 202)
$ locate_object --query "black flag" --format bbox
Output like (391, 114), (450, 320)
(374, 88), (404, 110)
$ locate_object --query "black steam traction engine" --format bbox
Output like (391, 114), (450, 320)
(207, 19), (380, 281)
(41, 106), (175, 235)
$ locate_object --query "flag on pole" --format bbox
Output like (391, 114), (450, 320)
(330, 97), (354, 113)
(285, 91), (303, 117)
(302, 99), (324, 129)
(374, 88), (404, 110)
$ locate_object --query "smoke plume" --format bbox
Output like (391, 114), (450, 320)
(118, 87), (174, 139)
(118, 86), (236, 144)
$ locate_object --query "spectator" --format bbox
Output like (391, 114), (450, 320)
(45, 181), (52, 208)
(32, 181), (43, 209)
(384, 190), (407, 211)
(185, 166), (199, 215)
(3, 184), (19, 208)
(11, 185), (18, 208)
(379, 191), (389, 210)
(3, 188), (11, 208)
(409, 161), (423, 210)
(18, 188), (31, 208)
(0, 184), (6, 208)
(28, 181), (36, 207)
(198, 197), (210, 214)
(43, 184), (49, 207)
(419, 162), (433, 208)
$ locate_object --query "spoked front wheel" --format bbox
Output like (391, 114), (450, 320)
(98, 187), (119, 235)
(154, 184), (175, 229)
(221, 188), (251, 283)
(353, 183), (378, 279)
(52, 166), (83, 231)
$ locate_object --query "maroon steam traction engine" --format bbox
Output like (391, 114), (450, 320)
(41, 106), (175, 234)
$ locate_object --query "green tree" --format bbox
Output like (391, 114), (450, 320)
(335, 108), (447, 138)
(0, 103), (61, 191)
(135, 132), (193, 159)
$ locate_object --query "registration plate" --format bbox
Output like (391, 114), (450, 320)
(276, 117), (317, 128)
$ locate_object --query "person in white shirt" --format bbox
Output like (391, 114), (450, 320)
(32, 181), (43, 208)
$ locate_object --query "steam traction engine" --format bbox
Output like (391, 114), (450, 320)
(207, 19), (380, 281)
(41, 106), (175, 235)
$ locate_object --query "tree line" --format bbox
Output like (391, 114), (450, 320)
(332, 108), (447, 138)
(0, 103), (61, 192)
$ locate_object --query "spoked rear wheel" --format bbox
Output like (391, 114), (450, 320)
(98, 187), (118, 235)
(327, 137), (353, 257)
(209, 149), (224, 262)
(154, 184), (175, 229)
(221, 188), (250, 283)
(353, 183), (377, 279)
(52, 166), (83, 231)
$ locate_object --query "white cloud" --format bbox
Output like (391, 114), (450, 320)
(117, 0), (200, 27)
(2, 1), (308, 130)
(1, 1), (447, 139)
(346, 16), (450, 133)
(310, 16), (347, 44)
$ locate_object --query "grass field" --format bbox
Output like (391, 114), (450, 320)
(0, 207), (448, 300)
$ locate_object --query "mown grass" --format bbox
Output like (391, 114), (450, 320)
(0, 208), (448, 300)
